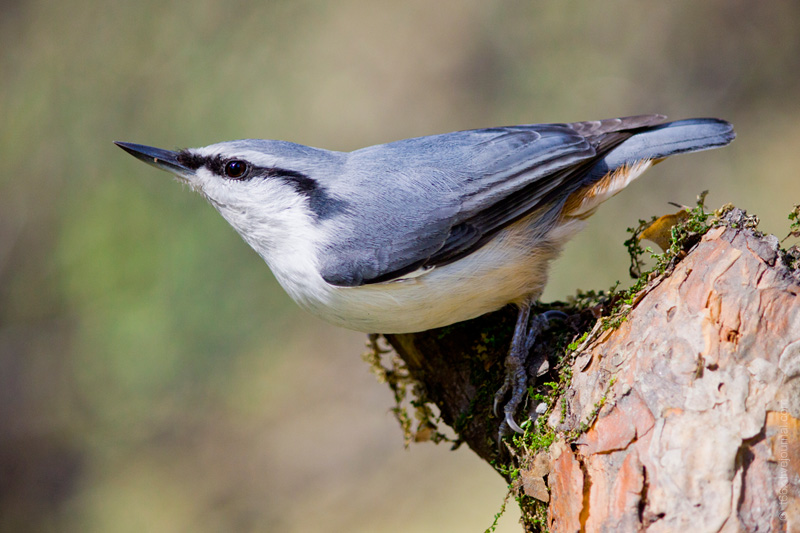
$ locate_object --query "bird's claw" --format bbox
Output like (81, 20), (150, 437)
(495, 306), (569, 445)
(504, 411), (525, 434)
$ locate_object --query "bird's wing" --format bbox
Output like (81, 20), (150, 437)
(318, 115), (665, 286)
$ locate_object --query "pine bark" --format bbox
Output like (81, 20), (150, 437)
(383, 210), (800, 532)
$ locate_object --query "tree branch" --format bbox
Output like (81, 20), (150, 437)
(380, 208), (800, 531)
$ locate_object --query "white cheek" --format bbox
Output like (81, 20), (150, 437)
(202, 177), (291, 225)
(193, 170), (283, 211)
(197, 174), (318, 254)
(190, 168), (217, 195)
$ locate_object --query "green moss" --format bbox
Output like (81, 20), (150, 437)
(781, 204), (800, 270)
(788, 205), (800, 238)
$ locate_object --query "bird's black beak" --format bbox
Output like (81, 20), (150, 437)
(114, 141), (193, 177)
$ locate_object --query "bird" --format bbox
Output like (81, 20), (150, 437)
(115, 114), (735, 437)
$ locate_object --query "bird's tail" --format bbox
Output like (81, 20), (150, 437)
(564, 118), (735, 218)
(600, 118), (735, 172)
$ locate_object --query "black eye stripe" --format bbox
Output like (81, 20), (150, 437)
(175, 152), (320, 192)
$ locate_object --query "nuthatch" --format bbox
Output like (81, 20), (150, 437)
(116, 114), (735, 436)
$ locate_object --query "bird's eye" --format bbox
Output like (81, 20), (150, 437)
(224, 160), (248, 179)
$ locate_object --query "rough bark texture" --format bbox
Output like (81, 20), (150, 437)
(384, 211), (800, 532)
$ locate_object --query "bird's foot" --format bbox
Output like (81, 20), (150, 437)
(494, 307), (567, 442)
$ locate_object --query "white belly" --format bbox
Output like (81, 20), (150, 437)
(277, 216), (586, 333)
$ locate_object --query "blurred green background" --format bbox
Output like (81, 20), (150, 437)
(2, 1), (799, 531)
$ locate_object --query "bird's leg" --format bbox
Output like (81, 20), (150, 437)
(494, 302), (567, 438)
(494, 301), (533, 436)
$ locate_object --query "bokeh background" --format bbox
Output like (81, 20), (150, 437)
(2, 1), (799, 531)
